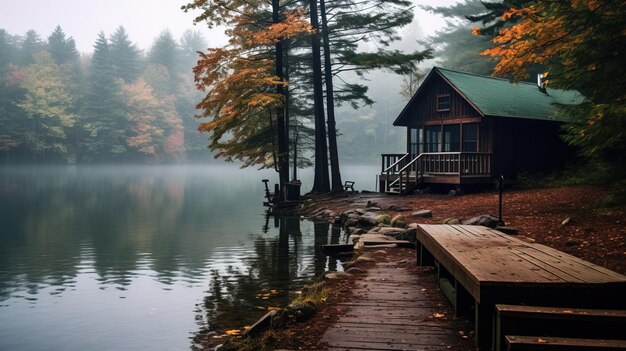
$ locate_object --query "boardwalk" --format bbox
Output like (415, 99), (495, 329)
(318, 252), (472, 350)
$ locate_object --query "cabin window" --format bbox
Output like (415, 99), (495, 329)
(409, 127), (423, 155)
(443, 124), (460, 152)
(463, 123), (479, 152)
(437, 94), (451, 112)
(425, 126), (441, 152)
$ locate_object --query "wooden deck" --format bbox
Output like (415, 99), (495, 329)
(318, 260), (472, 350)
(416, 224), (626, 350)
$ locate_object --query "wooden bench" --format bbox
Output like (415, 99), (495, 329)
(343, 180), (355, 192)
(505, 336), (626, 351)
(415, 224), (626, 350)
(495, 305), (626, 351)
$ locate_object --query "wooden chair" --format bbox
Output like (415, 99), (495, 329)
(343, 181), (355, 192)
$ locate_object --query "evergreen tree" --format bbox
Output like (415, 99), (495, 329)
(148, 30), (179, 76)
(46, 25), (79, 65)
(179, 30), (207, 71)
(80, 32), (127, 162)
(479, 0), (626, 190)
(20, 30), (45, 65)
(109, 26), (142, 83)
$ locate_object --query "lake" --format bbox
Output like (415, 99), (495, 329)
(0, 164), (378, 351)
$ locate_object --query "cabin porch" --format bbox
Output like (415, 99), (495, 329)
(379, 152), (492, 194)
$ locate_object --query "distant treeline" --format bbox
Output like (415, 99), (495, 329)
(0, 26), (210, 164)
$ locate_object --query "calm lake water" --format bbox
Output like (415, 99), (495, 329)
(0, 164), (378, 351)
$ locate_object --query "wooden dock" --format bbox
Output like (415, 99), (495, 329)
(416, 224), (626, 350)
(318, 256), (472, 350)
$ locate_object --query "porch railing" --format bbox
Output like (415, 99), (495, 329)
(380, 152), (492, 193)
(421, 152), (491, 175)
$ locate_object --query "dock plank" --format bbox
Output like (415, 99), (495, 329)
(318, 256), (471, 350)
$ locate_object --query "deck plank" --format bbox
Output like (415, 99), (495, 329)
(318, 258), (471, 350)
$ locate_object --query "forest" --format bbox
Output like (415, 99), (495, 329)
(0, 26), (216, 163)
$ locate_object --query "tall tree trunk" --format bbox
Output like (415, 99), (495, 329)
(310, 0), (330, 193)
(319, 0), (342, 192)
(273, 0), (289, 200)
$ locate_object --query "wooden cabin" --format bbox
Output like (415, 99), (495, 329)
(380, 67), (583, 194)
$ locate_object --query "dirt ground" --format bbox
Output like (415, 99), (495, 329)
(313, 185), (626, 274)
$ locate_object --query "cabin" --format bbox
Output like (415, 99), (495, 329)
(380, 67), (583, 194)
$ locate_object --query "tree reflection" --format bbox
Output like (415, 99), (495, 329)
(192, 214), (334, 346)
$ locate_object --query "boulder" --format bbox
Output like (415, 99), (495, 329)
(390, 215), (407, 228)
(376, 214), (391, 224)
(411, 210), (432, 218)
(405, 227), (417, 242)
(462, 214), (500, 228)
(324, 271), (349, 280)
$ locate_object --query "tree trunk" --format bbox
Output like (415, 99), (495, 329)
(273, 0), (289, 200)
(309, 0), (330, 193)
(319, 0), (342, 192)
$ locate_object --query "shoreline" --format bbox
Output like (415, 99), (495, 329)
(201, 184), (625, 350)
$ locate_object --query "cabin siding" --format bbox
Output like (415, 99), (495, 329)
(405, 74), (481, 127)
(490, 117), (572, 178)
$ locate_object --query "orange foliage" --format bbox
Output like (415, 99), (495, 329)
(481, 1), (607, 81)
(192, 5), (313, 164)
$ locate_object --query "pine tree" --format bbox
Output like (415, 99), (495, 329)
(110, 26), (142, 83)
(46, 25), (79, 65)
(80, 32), (127, 161)
(480, 0), (626, 191)
(20, 30), (45, 65)
(148, 30), (179, 76)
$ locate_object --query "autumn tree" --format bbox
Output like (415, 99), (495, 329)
(479, 0), (626, 189)
(19, 51), (77, 162)
(183, 0), (313, 199)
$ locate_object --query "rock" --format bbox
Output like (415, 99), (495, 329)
(324, 271), (349, 280)
(376, 214), (391, 224)
(442, 218), (461, 225)
(448, 189), (457, 196)
(408, 222), (418, 229)
(358, 214), (379, 228)
(562, 217), (573, 225)
(346, 267), (366, 275)
(462, 214), (500, 228)
(348, 235), (361, 244)
(281, 301), (317, 323)
(405, 227), (417, 242)
(411, 210), (432, 218)
(369, 227), (381, 232)
(355, 255), (376, 263)
(387, 204), (398, 210)
(366, 200), (379, 208)
(377, 227), (406, 235)
(377, 223), (390, 227)
(389, 204), (412, 212)
(353, 228), (367, 235)
(390, 215), (406, 227)
(495, 226), (519, 235)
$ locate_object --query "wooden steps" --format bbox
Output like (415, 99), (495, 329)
(505, 336), (626, 351)
(495, 304), (626, 351)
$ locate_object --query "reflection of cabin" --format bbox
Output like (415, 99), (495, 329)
(380, 67), (583, 194)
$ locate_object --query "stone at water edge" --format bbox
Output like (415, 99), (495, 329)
(411, 210), (432, 218)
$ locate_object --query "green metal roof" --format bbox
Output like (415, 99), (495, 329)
(435, 67), (584, 121)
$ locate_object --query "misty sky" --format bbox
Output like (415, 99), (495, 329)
(0, 0), (459, 53)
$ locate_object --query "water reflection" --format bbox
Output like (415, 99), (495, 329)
(0, 165), (363, 351)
